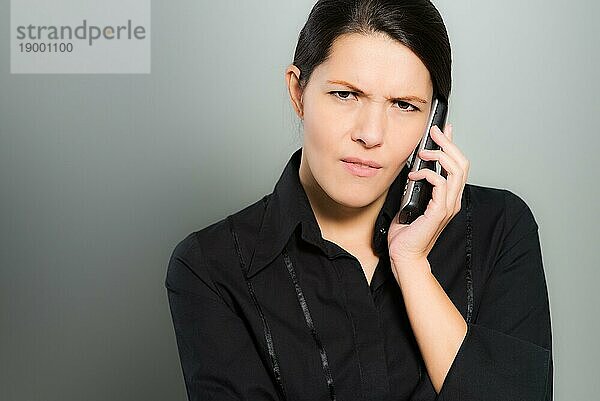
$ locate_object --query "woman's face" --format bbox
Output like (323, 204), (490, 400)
(288, 32), (434, 210)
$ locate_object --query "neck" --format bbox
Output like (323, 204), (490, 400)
(299, 155), (387, 250)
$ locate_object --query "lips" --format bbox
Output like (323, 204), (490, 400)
(341, 158), (382, 178)
(340, 156), (382, 169)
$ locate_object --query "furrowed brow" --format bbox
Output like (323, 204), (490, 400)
(325, 79), (428, 104)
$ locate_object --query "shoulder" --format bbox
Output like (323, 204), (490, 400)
(166, 194), (271, 288)
(467, 183), (538, 233)
(468, 183), (535, 217)
(464, 183), (541, 275)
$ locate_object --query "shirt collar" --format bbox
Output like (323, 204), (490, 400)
(246, 147), (409, 279)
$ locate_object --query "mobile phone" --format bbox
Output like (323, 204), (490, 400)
(397, 96), (448, 224)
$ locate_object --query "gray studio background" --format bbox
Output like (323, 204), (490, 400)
(1, 1), (598, 400)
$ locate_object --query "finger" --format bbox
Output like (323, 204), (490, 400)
(434, 124), (469, 215)
(442, 124), (470, 201)
(418, 148), (463, 213)
(438, 124), (452, 180)
(407, 168), (448, 219)
(406, 168), (450, 246)
(455, 157), (471, 214)
(430, 125), (469, 170)
(439, 123), (452, 142)
(418, 149), (461, 177)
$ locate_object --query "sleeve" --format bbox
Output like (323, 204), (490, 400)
(165, 232), (282, 401)
(435, 191), (553, 401)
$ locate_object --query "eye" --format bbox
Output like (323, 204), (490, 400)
(329, 91), (420, 112)
(329, 91), (357, 101)
(396, 101), (420, 112)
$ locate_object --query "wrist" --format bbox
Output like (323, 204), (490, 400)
(390, 256), (431, 275)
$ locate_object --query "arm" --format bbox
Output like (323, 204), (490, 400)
(390, 256), (468, 395)
(433, 193), (552, 401)
(393, 192), (553, 400)
(165, 233), (282, 401)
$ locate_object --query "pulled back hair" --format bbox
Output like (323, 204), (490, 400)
(292, 0), (452, 102)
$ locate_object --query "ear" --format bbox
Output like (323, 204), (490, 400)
(285, 64), (304, 119)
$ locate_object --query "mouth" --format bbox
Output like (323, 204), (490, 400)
(340, 157), (382, 169)
(341, 159), (381, 177)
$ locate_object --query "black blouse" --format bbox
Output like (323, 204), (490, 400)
(165, 147), (553, 401)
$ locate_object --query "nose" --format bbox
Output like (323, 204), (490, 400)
(351, 103), (386, 147)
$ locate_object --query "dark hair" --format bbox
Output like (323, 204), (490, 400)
(292, 0), (452, 102)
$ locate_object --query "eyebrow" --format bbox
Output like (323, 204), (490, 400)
(325, 79), (429, 104)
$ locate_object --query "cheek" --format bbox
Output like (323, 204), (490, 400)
(391, 118), (427, 151)
(385, 126), (425, 171)
(302, 98), (345, 148)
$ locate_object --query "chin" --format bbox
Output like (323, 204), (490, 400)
(325, 180), (381, 209)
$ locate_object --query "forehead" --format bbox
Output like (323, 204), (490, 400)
(314, 32), (432, 94)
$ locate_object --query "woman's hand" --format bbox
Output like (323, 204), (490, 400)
(387, 123), (470, 269)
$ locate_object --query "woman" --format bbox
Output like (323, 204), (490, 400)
(165, 1), (553, 400)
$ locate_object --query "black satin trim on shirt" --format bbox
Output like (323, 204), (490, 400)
(282, 246), (337, 401)
(227, 215), (288, 401)
(465, 185), (474, 323)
